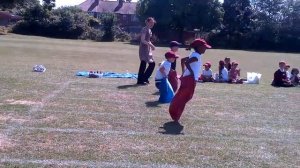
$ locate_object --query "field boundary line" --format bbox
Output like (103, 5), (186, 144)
(7, 126), (299, 143)
(0, 157), (182, 168)
(29, 81), (72, 114)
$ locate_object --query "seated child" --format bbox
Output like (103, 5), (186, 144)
(155, 51), (178, 89)
(225, 57), (231, 71)
(284, 64), (291, 79)
(215, 60), (229, 83)
(272, 61), (293, 87)
(290, 68), (299, 86)
(199, 62), (214, 82)
(229, 61), (243, 84)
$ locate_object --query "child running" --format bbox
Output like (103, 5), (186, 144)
(169, 38), (211, 122)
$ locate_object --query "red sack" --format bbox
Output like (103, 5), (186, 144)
(169, 75), (196, 121)
(168, 70), (179, 92)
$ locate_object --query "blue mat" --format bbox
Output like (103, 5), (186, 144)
(76, 71), (138, 79)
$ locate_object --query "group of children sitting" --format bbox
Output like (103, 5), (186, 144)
(272, 61), (299, 87)
(199, 57), (245, 84)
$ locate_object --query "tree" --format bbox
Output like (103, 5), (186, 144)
(223, 0), (253, 33)
(43, 0), (55, 11)
(0, 0), (39, 11)
(136, 0), (223, 41)
(100, 13), (117, 41)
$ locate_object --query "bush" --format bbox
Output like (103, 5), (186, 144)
(114, 27), (131, 42)
(130, 33), (141, 43)
(0, 26), (8, 35)
(12, 5), (105, 41)
(88, 28), (104, 42)
(100, 13), (117, 42)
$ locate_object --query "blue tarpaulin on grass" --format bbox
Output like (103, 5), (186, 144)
(76, 71), (138, 79)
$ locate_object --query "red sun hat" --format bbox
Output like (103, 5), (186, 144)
(205, 61), (212, 68)
(190, 38), (212, 49)
(165, 51), (179, 59)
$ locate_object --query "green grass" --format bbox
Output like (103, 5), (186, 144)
(0, 34), (299, 167)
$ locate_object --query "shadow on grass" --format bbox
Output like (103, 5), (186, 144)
(152, 91), (159, 95)
(117, 84), (140, 89)
(159, 121), (184, 135)
(145, 100), (160, 108)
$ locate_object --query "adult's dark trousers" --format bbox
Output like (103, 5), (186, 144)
(137, 60), (155, 84)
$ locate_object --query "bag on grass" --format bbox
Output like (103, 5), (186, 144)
(244, 72), (262, 84)
(159, 78), (175, 103)
(33, 65), (46, 72)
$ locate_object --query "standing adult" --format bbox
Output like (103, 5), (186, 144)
(137, 17), (156, 85)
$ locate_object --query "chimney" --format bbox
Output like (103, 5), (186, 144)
(114, 0), (124, 12)
(88, 0), (100, 12)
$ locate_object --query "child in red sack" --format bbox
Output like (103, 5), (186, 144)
(169, 39), (211, 122)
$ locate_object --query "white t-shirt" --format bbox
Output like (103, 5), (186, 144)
(155, 60), (171, 80)
(286, 71), (291, 79)
(221, 68), (229, 81)
(202, 69), (213, 77)
(183, 52), (202, 80)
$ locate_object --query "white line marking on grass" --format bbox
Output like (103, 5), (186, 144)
(29, 81), (71, 114)
(3, 81), (72, 137)
(8, 126), (300, 143)
(0, 157), (181, 168)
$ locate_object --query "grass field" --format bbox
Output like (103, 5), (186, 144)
(0, 34), (299, 168)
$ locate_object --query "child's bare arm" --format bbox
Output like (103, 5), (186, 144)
(185, 57), (198, 78)
(181, 57), (189, 75)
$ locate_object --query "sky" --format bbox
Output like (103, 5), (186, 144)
(39, 0), (224, 8)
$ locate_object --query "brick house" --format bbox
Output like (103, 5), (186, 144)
(0, 11), (22, 26)
(78, 0), (141, 33)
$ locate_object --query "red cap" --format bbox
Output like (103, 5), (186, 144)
(285, 64), (290, 68)
(205, 62), (212, 68)
(165, 51), (179, 59)
(190, 38), (212, 49)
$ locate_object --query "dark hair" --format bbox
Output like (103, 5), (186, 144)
(291, 68), (299, 75)
(219, 60), (225, 76)
(186, 46), (200, 54)
(146, 17), (155, 23)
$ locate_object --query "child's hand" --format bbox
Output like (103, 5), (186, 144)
(150, 44), (155, 51)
